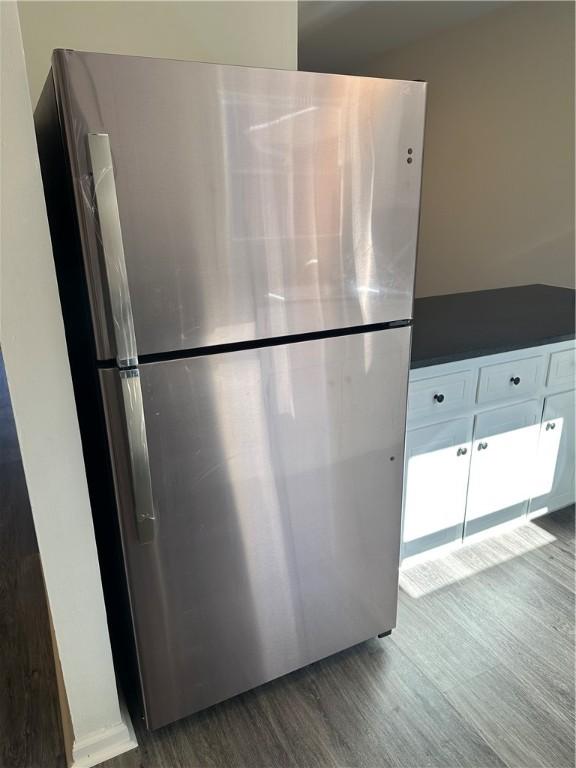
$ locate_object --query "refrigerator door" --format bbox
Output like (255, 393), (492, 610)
(53, 50), (426, 360)
(100, 327), (410, 729)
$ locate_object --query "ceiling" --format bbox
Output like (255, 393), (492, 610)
(298, 1), (509, 73)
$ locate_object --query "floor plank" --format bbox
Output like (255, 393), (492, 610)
(445, 662), (574, 768)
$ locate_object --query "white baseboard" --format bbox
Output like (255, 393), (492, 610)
(70, 702), (137, 768)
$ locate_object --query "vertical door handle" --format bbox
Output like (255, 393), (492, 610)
(88, 133), (138, 368)
(120, 369), (156, 542)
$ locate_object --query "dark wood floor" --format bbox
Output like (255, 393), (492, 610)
(1, 349), (574, 767)
(0, 354), (66, 768)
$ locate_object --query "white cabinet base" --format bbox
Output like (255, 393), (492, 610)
(403, 340), (575, 562)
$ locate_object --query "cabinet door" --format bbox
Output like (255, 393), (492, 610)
(464, 400), (541, 537)
(402, 418), (473, 558)
(529, 390), (575, 516)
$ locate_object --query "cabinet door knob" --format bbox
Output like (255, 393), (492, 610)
(434, 393), (445, 403)
(457, 447), (468, 456)
(510, 376), (521, 386)
(545, 422), (556, 431)
(478, 441), (488, 451)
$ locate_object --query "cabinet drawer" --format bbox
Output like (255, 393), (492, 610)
(476, 355), (545, 404)
(547, 348), (575, 389)
(408, 370), (475, 421)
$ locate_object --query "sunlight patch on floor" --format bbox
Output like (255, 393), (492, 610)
(399, 520), (557, 599)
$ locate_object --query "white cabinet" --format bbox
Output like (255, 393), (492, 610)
(464, 400), (542, 537)
(402, 418), (473, 558)
(402, 340), (575, 564)
(530, 390), (576, 516)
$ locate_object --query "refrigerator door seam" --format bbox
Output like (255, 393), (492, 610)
(128, 319), (414, 367)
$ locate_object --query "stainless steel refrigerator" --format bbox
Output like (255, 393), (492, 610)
(35, 50), (426, 730)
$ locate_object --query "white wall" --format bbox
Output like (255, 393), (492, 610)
(364, 1), (575, 296)
(18, 0), (298, 105)
(0, 4), (135, 766)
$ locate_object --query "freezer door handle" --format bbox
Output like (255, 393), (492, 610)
(120, 369), (156, 542)
(88, 133), (138, 368)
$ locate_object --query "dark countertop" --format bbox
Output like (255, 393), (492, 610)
(411, 284), (575, 369)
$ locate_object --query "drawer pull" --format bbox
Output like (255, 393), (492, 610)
(545, 422), (557, 431)
(510, 376), (521, 386)
(433, 393), (445, 403)
(478, 441), (488, 451)
(457, 447), (468, 456)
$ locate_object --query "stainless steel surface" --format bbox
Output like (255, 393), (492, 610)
(119, 368), (156, 542)
(87, 133), (138, 367)
(100, 327), (411, 729)
(54, 50), (426, 360)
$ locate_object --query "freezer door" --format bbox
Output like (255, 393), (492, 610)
(100, 327), (410, 729)
(53, 50), (426, 360)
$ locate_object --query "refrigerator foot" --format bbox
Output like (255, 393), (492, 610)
(378, 630), (392, 639)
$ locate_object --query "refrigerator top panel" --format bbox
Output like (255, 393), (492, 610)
(52, 50), (426, 360)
